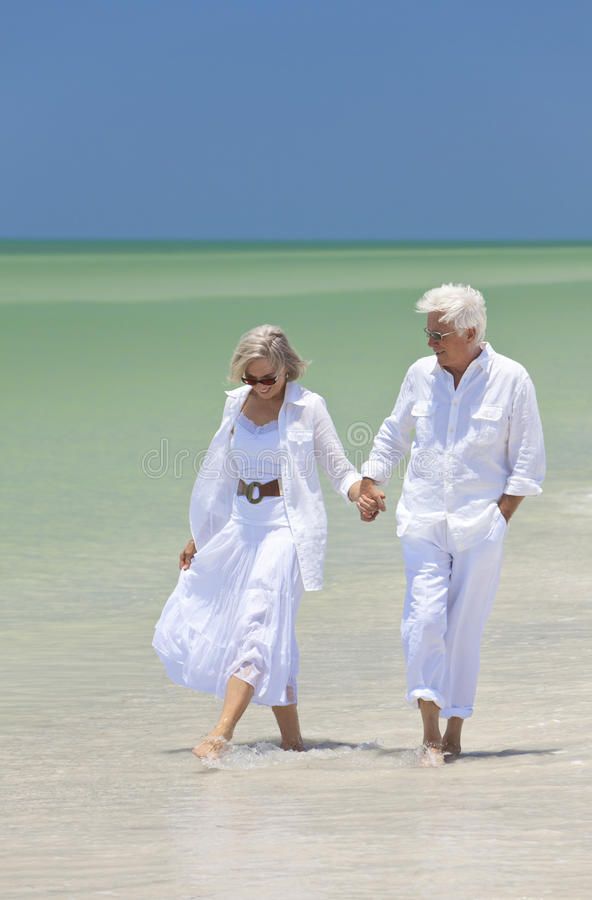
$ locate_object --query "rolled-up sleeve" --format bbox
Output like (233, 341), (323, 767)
(313, 396), (361, 501)
(504, 376), (546, 496)
(361, 372), (416, 484)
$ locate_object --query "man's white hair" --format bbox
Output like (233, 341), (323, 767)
(416, 283), (487, 343)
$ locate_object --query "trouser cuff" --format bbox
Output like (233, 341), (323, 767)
(406, 688), (445, 709)
(440, 706), (473, 720)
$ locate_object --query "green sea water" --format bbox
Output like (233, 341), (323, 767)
(2, 243), (592, 898)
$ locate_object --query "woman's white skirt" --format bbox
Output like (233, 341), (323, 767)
(153, 496), (304, 706)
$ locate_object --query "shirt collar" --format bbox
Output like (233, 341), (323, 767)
(225, 384), (250, 401)
(432, 341), (495, 377)
(224, 380), (307, 406)
(474, 341), (495, 372)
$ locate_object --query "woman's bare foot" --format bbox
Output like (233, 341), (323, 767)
(192, 732), (230, 759)
(192, 676), (254, 759)
(272, 703), (304, 753)
(280, 738), (305, 752)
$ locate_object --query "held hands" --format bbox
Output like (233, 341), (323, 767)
(179, 538), (197, 570)
(356, 477), (386, 523)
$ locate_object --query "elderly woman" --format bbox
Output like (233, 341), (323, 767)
(153, 325), (362, 758)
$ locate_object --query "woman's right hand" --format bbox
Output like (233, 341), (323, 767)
(179, 538), (197, 570)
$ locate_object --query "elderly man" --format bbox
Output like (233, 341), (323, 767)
(359, 284), (545, 761)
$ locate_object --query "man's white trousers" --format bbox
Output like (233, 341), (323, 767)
(400, 510), (507, 719)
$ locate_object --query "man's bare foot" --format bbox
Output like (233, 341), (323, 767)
(192, 733), (230, 759)
(441, 716), (463, 758)
(418, 699), (442, 751)
(441, 739), (462, 759)
(419, 742), (445, 767)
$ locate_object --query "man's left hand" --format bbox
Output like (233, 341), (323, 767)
(357, 477), (386, 522)
(498, 494), (525, 523)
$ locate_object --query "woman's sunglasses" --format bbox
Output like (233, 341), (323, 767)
(241, 373), (279, 386)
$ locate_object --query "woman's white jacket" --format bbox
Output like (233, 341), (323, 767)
(189, 381), (360, 591)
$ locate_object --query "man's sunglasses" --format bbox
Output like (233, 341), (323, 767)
(424, 327), (456, 341)
(241, 373), (279, 386)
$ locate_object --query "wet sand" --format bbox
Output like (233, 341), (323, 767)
(3, 483), (591, 899)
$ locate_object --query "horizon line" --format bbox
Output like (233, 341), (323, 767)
(1, 237), (591, 249)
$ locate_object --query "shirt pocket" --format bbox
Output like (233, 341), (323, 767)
(286, 428), (315, 478)
(287, 428), (314, 445)
(470, 404), (505, 446)
(411, 400), (435, 445)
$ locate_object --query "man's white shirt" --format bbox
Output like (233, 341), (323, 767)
(361, 343), (546, 551)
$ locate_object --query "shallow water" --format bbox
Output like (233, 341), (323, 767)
(2, 243), (592, 898)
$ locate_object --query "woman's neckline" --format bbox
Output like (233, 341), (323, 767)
(240, 391), (283, 427)
(237, 411), (278, 432)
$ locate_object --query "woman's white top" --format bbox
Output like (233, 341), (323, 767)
(230, 413), (288, 528)
(189, 382), (360, 592)
(231, 413), (283, 482)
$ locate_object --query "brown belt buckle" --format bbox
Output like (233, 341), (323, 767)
(245, 481), (263, 504)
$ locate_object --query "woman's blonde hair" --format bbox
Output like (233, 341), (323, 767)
(229, 324), (308, 382)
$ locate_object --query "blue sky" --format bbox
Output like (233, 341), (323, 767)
(1, 0), (591, 240)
